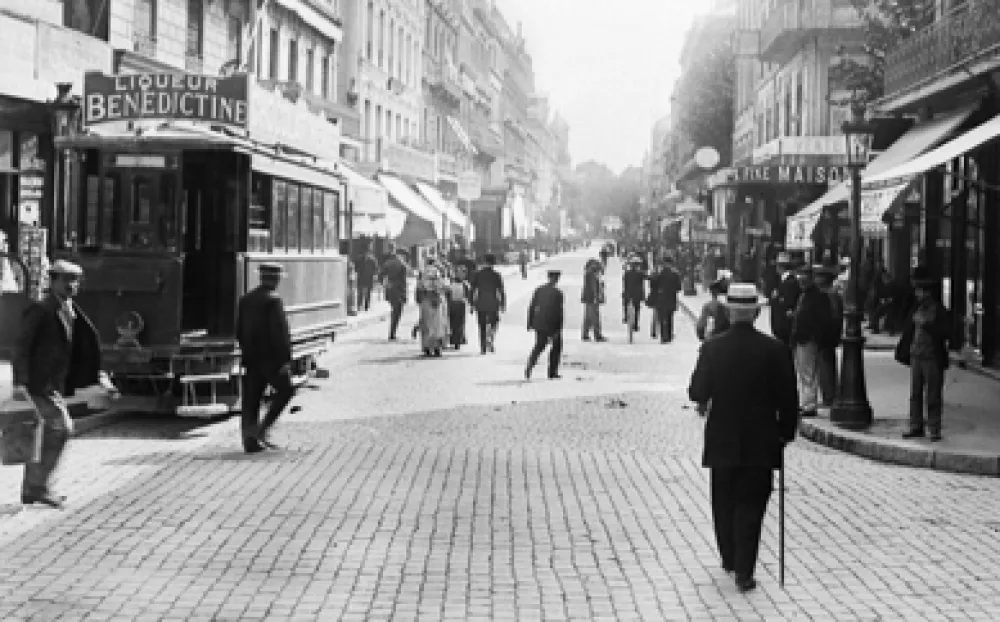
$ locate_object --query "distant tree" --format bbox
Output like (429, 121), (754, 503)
(672, 39), (734, 165)
(836, 0), (936, 102)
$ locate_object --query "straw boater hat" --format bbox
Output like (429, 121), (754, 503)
(258, 262), (284, 278)
(776, 252), (792, 266)
(725, 282), (761, 310)
(48, 259), (83, 277)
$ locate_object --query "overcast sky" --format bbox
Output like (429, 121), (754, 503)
(498, 0), (711, 174)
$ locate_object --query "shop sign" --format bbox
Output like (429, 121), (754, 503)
(83, 72), (250, 128)
(727, 165), (851, 185)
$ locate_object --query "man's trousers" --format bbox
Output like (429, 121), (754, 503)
(710, 467), (773, 580)
(818, 346), (838, 407)
(909, 356), (944, 435)
(794, 341), (820, 412)
(527, 331), (563, 377)
(582, 303), (603, 339)
(22, 393), (72, 497)
(241, 364), (296, 450)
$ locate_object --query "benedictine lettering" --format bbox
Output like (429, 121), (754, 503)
(83, 72), (250, 129)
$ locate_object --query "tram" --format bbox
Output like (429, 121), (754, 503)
(50, 123), (350, 417)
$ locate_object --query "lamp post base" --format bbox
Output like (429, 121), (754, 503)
(830, 332), (873, 430)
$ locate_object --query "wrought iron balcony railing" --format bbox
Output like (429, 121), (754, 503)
(758, 0), (862, 63)
(884, 0), (1000, 97)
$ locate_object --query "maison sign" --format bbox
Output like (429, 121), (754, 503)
(725, 165), (852, 185)
(83, 72), (250, 128)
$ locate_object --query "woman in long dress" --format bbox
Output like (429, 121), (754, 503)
(416, 264), (450, 357)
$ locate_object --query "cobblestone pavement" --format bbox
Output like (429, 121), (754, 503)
(2, 248), (1000, 621)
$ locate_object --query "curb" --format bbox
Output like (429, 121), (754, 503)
(798, 418), (1000, 477)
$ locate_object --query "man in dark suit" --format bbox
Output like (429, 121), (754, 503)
(379, 250), (409, 341)
(236, 263), (296, 453)
(770, 253), (801, 347)
(13, 260), (103, 508)
(688, 282), (799, 593)
(355, 250), (379, 311)
(525, 270), (564, 380)
(471, 253), (506, 354)
(652, 256), (682, 342)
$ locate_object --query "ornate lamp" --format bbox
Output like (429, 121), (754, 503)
(831, 101), (876, 430)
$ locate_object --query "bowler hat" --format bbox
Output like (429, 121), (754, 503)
(48, 259), (83, 277)
(547, 269), (561, 277)
(725, 282), (761, 309)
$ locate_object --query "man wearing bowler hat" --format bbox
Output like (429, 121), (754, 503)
(236, 262), (296, 453)
(769, 252), (800, 347)
(689, 282), (799, 593)
(525, 269), (564, 380)
(13, 259), (103, 508)
(790, 264), (833, 418)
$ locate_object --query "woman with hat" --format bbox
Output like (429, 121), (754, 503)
(696, 277), (731, 342)
(414, 263), (450, 357)
(897, 266), (949, 441)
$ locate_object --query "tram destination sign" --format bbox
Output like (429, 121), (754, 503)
(725, 165), (851, 186)
(83, 71), (249, 128)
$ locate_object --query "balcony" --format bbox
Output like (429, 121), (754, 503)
(759, 0), (863, 64)
(884, 0), (1000, 99)
(752, 135), (848, 165)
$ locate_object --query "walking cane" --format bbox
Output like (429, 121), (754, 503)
(779, 463), (785, 588)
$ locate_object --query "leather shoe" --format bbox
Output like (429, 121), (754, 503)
(929, 433), (942, 442)
(22, 493), (65, 509)
(244, 443), (265, 454)
(548, 373), (562, 380)
(735, 575), (757, 593)
(902, 430), (925, 439)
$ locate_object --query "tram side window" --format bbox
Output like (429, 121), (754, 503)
(272, 179), (287, 253)
(300, 186), (314, 253)
(313, 189), (325, 252)
(323, 191), (339, 252)
(160, 173), (179, 252)
(286, 183), (300, 252)
(101, 173), (123, 248)
(249, 174), (271, 252)
(126, 175), (155, 249)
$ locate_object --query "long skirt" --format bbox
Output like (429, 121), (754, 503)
(419, 298), (449, 351)
(448, 300), (467, 348)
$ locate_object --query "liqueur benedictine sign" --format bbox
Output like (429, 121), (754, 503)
(83, 72), (249, 128)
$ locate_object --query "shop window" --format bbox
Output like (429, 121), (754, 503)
(323, 191), (339, 250)
(249, 174), (271, 252)
(272, 179), (287, 252)
(286, 182), (300, 252)
(313, 189), (325, 252)
(300, 186), (313, 252)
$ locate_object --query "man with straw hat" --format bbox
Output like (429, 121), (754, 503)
(13, 259), (103, 508)
(689, 282), (799, 593)
(236, 262), (296, 453)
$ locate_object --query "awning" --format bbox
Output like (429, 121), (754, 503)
(865, 112), (1000, 185)
(394, 213), (438, 247)
(785, 103), (978, 249)
(386, 205), (408, 239)
(378, 174), (442, 239)
(446, 116), (477, 154)
(416, 182), (466, 232)
(342, 164), (388, 217)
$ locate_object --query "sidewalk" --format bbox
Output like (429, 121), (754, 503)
(676, 284), (1000, 477)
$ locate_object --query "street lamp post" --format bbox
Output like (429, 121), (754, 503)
(831, 102), (875, 430)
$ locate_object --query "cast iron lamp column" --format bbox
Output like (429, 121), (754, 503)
(831, 102), (874, 429)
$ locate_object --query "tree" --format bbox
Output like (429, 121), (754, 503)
(672, 39), (734, 165)
(836, 0), (936, 102)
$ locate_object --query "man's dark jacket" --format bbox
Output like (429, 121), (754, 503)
(688, 324), (799, 468)
(791, 285), (832, 346)
(472, 267), (505, 314)
(651, 267), (681, 312)
(622, 270), (646, 302)
(236, 286), (292, 366)
(379, 256), (408, 304)
(770, 274), (800, 343)
(528, 283), (564, 333)
(14, 295), (101, 397)
(580, 269), (602, 304)
(356, 254), (378, 286)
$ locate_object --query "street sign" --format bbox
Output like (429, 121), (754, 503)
(457, 172), (481, 201)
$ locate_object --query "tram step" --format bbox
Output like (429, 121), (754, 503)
(176, 404), (232, 418)
(177, 372), (232, 384)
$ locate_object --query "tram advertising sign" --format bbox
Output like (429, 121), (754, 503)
(83, 71), (250, 129)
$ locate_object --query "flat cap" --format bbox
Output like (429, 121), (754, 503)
(48, 259), (83, 277)
(257, 262), (285, 276)
(547, 269), (562, 276)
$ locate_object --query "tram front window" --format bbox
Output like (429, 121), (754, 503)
(121, 170), (179, 252)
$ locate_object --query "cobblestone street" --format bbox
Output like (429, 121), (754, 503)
(2, 251), (1000, 621)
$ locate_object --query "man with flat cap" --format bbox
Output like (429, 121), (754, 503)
(13, 259), (103, 508)
(236, 262), (295, 453)
(525, 269), (564, 380)
(689, 282), (799, 593)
